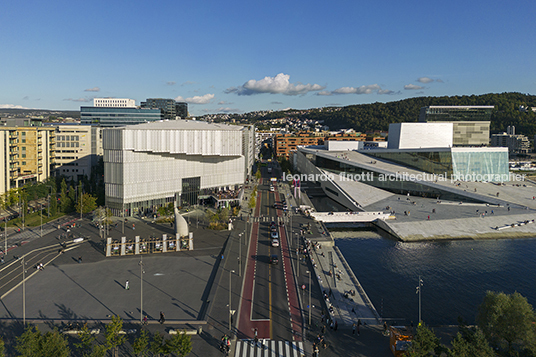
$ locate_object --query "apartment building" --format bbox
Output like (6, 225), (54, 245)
(0, 126), (55, 195)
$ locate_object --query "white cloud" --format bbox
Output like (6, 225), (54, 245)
(63, 97), (93, 102)
(225, 73), (325, 96)
(166, 81), (176, 86)
(378, 89), (398, 95)
(326, 84), (383, 95)
(436, 78), (444, 83)
(175, 93), (214, 104)
(404, 84), (425, 90)
(0, 104), (29, 109)
(317, 91), (332, 96)
(218, 101), (233, 105)
(417, 77), (434, 84)
(217, 107), (239, 113)
(84, 87), (100, 92)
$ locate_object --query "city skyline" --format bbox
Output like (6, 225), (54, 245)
(1, 0), (535, 116)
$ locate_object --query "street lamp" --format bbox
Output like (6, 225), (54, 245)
(229, 269), (235, 332)
(307, 270), (312, 327)
(21, 257), (27, 325)
(416, 276), (423, 325)
(40, 203), (42, 239)
(139, 256), (145, 324)
(238, 233), (243, 277)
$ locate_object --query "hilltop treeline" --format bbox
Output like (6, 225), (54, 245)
(257, 92), (536, 137)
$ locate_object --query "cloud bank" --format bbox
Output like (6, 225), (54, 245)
(225, 73), (325, 96)
(319, 84), (398, 96)
(0, 104), (29, 109)
(404, 84), (425, 90)
(175, 93), (214, 104)
(84, 87), (100, 92)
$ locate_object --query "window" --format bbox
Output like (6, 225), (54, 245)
(22, 161), (26, 165)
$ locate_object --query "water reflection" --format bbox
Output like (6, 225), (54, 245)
(337, 236), (536, 325)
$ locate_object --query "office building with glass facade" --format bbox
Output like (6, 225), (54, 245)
(80, 107), (162, 127)
(140, 98), (188, 119)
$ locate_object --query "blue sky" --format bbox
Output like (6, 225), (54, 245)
(1, 0), (535, 116)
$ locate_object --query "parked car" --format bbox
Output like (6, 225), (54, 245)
(271, 238), (279, 247)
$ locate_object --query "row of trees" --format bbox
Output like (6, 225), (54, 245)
(0, 176), (98, 227)
(1, 316), (192, 357)
(408, 291), (536, 356)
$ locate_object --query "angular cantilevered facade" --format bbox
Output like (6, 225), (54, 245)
(103, 120), (248, 216)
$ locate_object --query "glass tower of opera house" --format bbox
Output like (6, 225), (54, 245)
(294, 106), (511, 207)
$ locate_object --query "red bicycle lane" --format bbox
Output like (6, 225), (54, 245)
(275, 189), (303, 341)
(236, 188), (270, 339)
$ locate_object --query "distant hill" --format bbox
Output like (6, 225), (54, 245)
(255, 92), (536, 137)
(0, 108), (80, 120)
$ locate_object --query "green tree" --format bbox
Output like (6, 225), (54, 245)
(447, 328), (495, 357)
(150, 332), (166, 357)
(477, 291), (536, 355)
(104, 315), (126, 357)
(76, 193), (98, 215)
(75, 323), (96, 357)
(407, 323), (441, 357)
(39, 329), (70, 357)
(220, 207), (230, 223)
(15, 325), (70, 357)
(15, 325), (41, 357)
(165, 332), (192, 357)
(0, 336), (5, 357)
(60, 179), (71, 213)
(255, 168), (261, 180)
(50, 182), (58, 216)
(132, 329), (150, 357)
(248, 196), (256, 210)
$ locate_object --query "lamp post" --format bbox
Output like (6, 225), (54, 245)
(5, 217), (8, 256)
(229, 269), (235, 332)
(306, 270), (311, 327)
(139, 256), (145, 323)
(21, 257), (26, 325)
(416, 276), (423, 325)
(40, 204), (42, 239)
(238, 233), (243, 277)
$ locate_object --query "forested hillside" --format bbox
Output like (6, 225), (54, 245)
(260, 92), (536, 137)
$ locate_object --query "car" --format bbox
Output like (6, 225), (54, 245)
(270, 225), (277, 232)
(271, 239), (279, 247)
(283, 204), (288, 211)
(270, 221), (276, 227)
(271, 231), (279, 239)
(270, 186), (275, 192)
(269, 254), (279, 264)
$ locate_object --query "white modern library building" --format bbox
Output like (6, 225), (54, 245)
(103, 120), (254, 216)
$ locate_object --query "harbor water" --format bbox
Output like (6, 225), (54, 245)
(335, 231), (536, 326)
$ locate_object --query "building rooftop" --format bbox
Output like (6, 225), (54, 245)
(118, 120), (244, 131)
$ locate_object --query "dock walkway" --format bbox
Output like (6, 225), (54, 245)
(305, 237), (380, 327)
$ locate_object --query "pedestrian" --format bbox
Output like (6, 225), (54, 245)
(132, 223), (135, 230)
(352, 322), (356, 335)
(78, 256), (82, 264)
(159, 311), (165, 324)
(427, 215), (430, 220)
(125, 280), (129, 290)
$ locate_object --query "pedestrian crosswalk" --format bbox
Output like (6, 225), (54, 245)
(251, 216), (289, 223)
(234, 340), (305, 357)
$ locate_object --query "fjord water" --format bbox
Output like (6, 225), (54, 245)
(336, 233), (536, 326)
